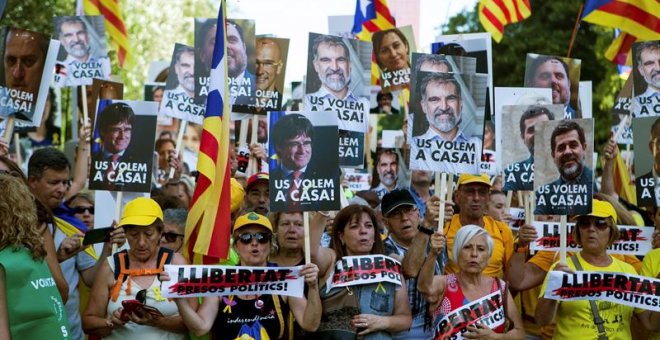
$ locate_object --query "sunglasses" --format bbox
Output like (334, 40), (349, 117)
(73, 206), (94, 214)
(576, 217), (609, 230)
(161, 232), (185, 243)
(136, 289), (147, 304)
(237, 232), (272, 244)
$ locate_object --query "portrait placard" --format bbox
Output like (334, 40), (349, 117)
(633, 116), (660, 207)
(524, 53), (581, 119)
(631, 40), (660, 118)
(372, 26), (416, 92)
(159, 43), (205, 124)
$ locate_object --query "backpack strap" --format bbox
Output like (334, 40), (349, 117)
(570, 254), (608, 340)
(110, 251), (129, 302)
(110, 248), (173, 302)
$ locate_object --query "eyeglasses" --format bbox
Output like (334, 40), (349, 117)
(136, 289), (147, 304)
(236, 232), (272, 244)
(576, 217), (610, 230)
(161, 232), (185, 243)
(386, 206), (418, 220)
(73, 206), (94, 214)
(285, 141), (312, 150)
(256, 60), (280, 69)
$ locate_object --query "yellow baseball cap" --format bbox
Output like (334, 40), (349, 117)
(456, 173), (491, 188)
(233, 212), (273, 233)
(119, 197), (164, 227)
(586, 199), (617, 222)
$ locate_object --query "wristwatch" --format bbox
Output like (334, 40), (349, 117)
(417, 225), (434, 236)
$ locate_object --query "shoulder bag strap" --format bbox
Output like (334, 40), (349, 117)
(570, 254), (608, 340)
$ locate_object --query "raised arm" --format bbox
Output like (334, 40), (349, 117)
(67, 119), (91, 200)
(402, 196), (450, 278)
(417, 232), (446, 311)
(309, 211), (335, 278)
(506, 224), (546, 292)
(288, 263), (322, 332)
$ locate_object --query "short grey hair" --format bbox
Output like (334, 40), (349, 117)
(452, 224), (493, 264)
(163, 208), (187, 233)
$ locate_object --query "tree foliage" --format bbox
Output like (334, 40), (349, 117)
(442, 0), (623, 149)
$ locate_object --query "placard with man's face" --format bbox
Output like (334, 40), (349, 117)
(0, 27), (59, 124)
(53, 16), (111, 87)
(90, 100), (158, 193)
(303, 32), (371, 168)
(524, 53), (581, 119)
(254, 36), (289, 112)
(500, 104), (563, 191)
(534, 118), (594, 215)
(268, 111), (340, 212)
(610, 76), (633, 145)
(633, 116), (660, 208)
(159, 43), (205, 124)
(631, 40), (660, 118)
(408, 70), (487, 174)
(226, 19), (256, 113)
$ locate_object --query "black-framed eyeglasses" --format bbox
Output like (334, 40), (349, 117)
(576, 217), (609, 231)
(73, 206), (94, 214)
(136, 289), (147, 304)
(386, 206), (418, 220)
(236, 232), (272, 244)
(161, 232), (185, 243)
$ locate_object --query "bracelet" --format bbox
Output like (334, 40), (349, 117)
(417, 225), (434, 236)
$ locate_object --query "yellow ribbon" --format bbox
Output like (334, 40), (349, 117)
(153, 286), (166, 302)
(375, 282), (386, 293)
(223, 295), (234, 314)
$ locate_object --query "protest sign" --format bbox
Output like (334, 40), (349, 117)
(530, 222), (653, 256)
(372, 26), (415, 92)
(409, 71), (487, 174)
(610, 77), (633, 145)
(411, 52), (477, 76)
(534, 119), (594, 215)
(524, 54), (581, 119)
(268, 111), (340, 212)
(345, 169), (371, 192)
(160, 43), (205, 125)
(162, 264), (305, 298)
(0, 27), (59, 124)
(368, 86), (403, 114)
(325, 255), (403, 292)
(303, 32), (371, 167)
(493, 87), (552, 174)
(194, 18), (215, 106)
(500, 104), (563, 191)
(433, 290), (506, 340)
(234, 115), (269, 176)
(432, 33), (493, 116)
(254, 36), (289, 112)
(90, 100), (158, 193)
(544, 270), (660, 312)
(227, 19), (256, 112)
(632, 40), (660, 118)
(508, 207), (525, 232)
(633, 116), (660, 207)
(52, 16), (111, 87)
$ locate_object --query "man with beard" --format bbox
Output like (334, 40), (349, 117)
(633, 41), (660, 117)
(226, 20), (255, 107)
(535, 120), (593, 215)
(160, 45), (199, 119)
(503, 106), (555, 191)
(255, 38), (284, 111)
(410, 72), (482, 174)
(371, 148), (403, 199)
(636, 117), (660, 207)
(54, 16), (110, 86)
(526, 56), (575, 119)
(303, 35), (369, 134)
(1, 27), (49, 118)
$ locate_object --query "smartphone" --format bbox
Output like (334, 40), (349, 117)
(120, 300), (143, 320)
(82, 227), (113, 245)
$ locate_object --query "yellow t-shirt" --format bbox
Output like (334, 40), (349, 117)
(539, 253), (638, 340)
(443, 215), (514, 278)
(640, 248), (660, 340)
(529, 250), (642, 273)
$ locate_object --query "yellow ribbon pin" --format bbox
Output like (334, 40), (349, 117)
(375, 283), (386, 293)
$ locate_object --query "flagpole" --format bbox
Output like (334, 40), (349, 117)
(566, 5), (584, 58)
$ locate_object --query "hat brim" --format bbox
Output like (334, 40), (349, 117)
(383, 201), (416, 216)
(119, 215), (159, 227)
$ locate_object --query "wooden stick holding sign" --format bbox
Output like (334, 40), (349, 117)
(524, 192), (533, 225)
(169, 119), (188, 179)
(2, 116), (14, 143)
(81, 86), (89, 125)
(304, 211), (311, 264)
(14, 133), (21, 166)
(559, 215), (567, 264)
(505, 190), (513, 210)
(435, 172), (447, 233)
(246, 116), (259, 175)
(446, 174), (454, 204)
(113, 191), (123, 254)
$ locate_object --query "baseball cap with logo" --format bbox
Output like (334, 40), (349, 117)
(233, 211), (273, 233)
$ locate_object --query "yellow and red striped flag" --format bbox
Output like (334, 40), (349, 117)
(582, 0), (660, 66)
(183, 0), (232, 264)
(352, 0), (396, 84)
(478, 0), (532, 43)
(79, 0), (131, 66)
